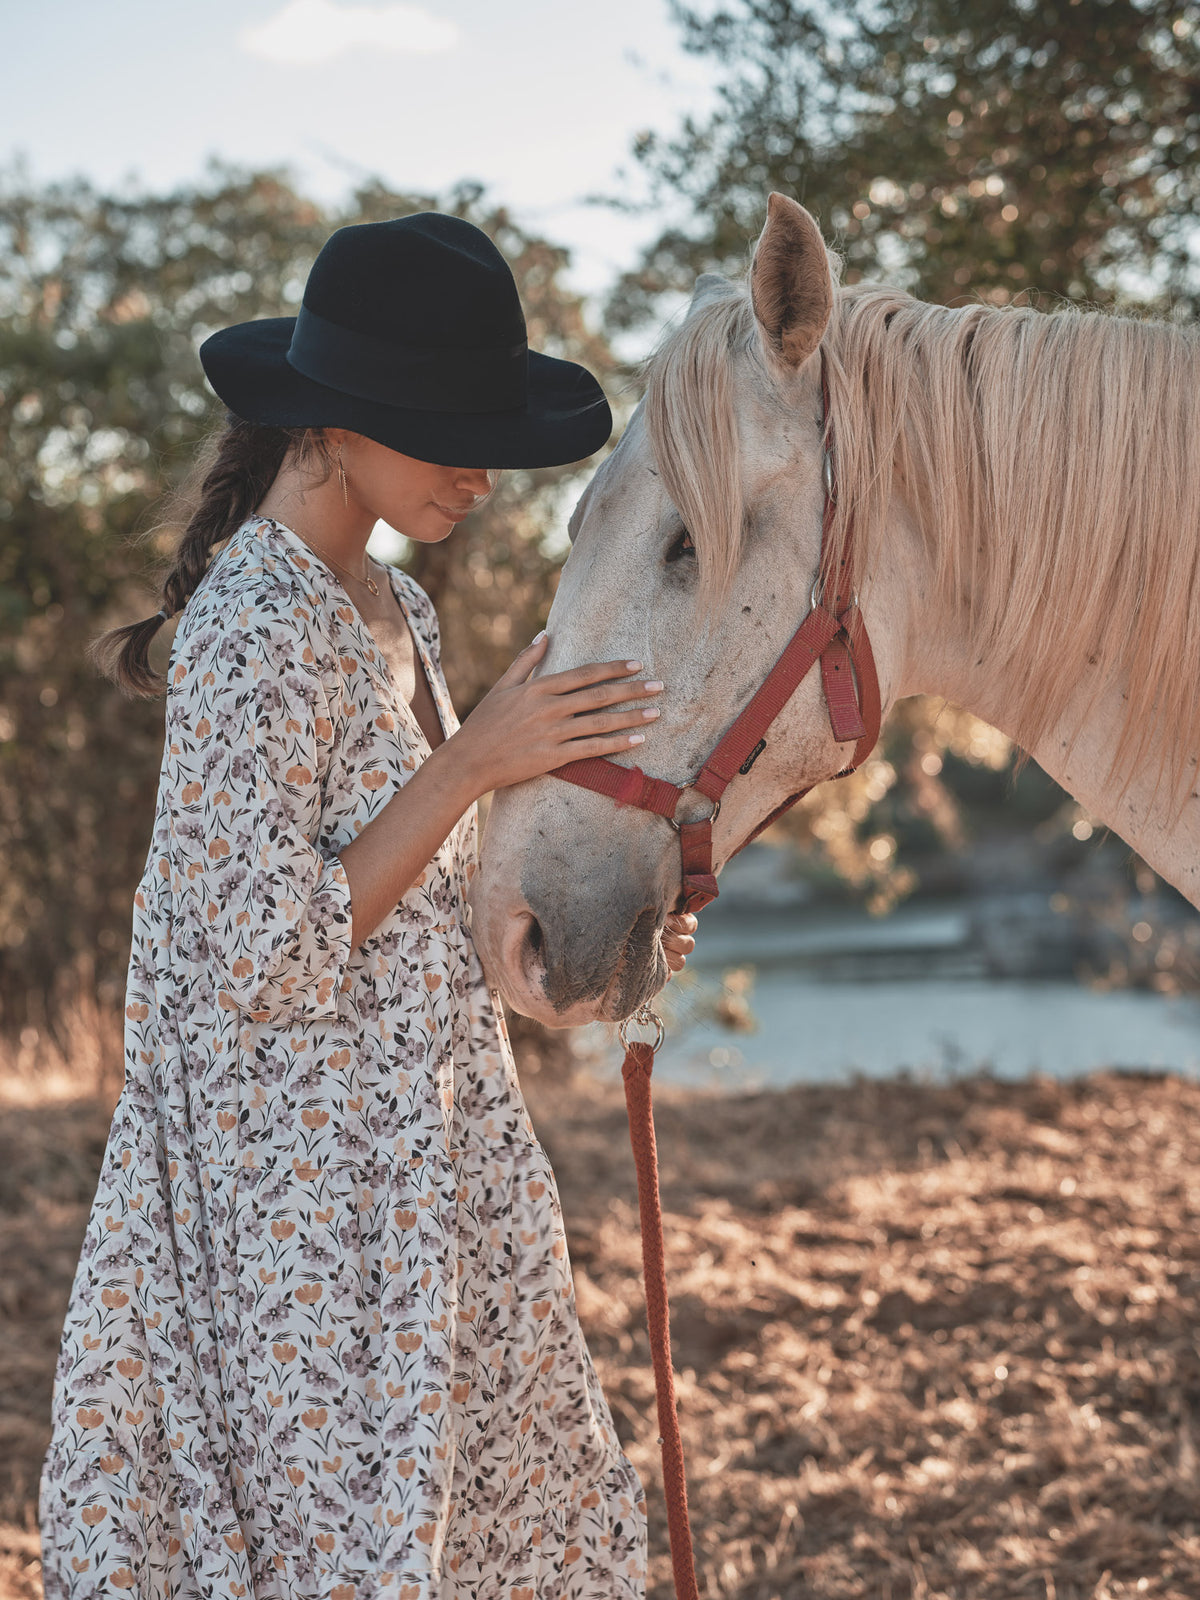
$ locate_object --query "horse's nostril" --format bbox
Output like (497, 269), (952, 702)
(525, 915), (545, 962)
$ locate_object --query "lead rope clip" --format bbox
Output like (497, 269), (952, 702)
(618, 1004), (666, 1054)
(617, 1004), (700, 1600)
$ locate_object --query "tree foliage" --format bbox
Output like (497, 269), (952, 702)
(610, 0), (1200, 328)
(0, 166), (613, 1021)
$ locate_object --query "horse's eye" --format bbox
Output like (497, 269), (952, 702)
(666, 528), (696, 564)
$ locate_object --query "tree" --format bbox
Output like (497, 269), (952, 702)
(609, 0), (1200, 328)
(0, 166), (614, 1023)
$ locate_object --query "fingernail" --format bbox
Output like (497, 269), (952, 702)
(626, 660), (642, 672)
(531, 630), (547, 645)
(628, 732), (646, 745)
(644, 680), (664, 692)
(642, 707), (660, 720)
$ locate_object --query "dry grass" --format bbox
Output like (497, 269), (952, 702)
(3, 1006), (1199, 1599)
(0, 996), (123, 1600)
(527, 1066), (1200, 1600)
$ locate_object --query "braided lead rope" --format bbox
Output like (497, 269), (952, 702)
(619, 1009), (700, 1600)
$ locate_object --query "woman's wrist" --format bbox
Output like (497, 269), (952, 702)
(423, 728), (489, 810)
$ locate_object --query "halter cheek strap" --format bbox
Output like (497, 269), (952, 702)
(550, 347), (881, 913)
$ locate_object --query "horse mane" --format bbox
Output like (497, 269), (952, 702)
(645, 279), (1200, 806)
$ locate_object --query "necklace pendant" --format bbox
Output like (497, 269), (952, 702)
(366, 575), (379, 596)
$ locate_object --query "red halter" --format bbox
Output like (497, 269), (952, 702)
(550, 350), (882, 913)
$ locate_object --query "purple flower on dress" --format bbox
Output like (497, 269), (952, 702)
(347, 1466), (382, 1503)
(341, 1340), (373, 1378)
(252, 1051), (287, 1086)
(385, 1285), (417, 1316)
(219, 628), (254, 665)
(259, 1296), (288, 1328)
(301, 1239), (337, 1268)
(336, 1125), (370, 1159)
(240, 1210), (265, 1241)
(177, 1477), (203, 1511)
(311, 1485), (343, 1516)
(254, 681), (283, 715)
(260, 1172), (289, 1206)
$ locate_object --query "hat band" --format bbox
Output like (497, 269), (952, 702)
(286, 304), (528, 415)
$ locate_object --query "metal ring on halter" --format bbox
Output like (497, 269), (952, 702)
(665, 787), (721, 834)
(810, 576), (860, 614)
(618, 1006), (665, 1053)
(822, 448), (836, 500)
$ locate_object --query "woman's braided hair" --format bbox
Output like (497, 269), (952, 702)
(92, 416), (331, 697)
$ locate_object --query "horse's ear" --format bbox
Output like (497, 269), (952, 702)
(750, 193), (832, 370)
(685, 272), (736, 320)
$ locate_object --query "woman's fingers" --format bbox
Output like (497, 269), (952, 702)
(556, 705), (661, 742)
(562, 676), (664, 712)
(662, 912), (697, 974)
(474, 643), (671, 787)
(492, 630), (550, 689)
(540, 658), (653, 696)
(549, 730), (651, 762)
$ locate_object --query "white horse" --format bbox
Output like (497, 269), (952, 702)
(472, 193), (1200, 1026)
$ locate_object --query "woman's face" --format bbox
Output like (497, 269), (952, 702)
(338, 432), (494, 542)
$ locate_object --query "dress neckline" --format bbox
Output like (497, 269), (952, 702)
(247, 514), (451, 754)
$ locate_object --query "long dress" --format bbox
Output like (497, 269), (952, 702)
(39, 514), (646, 1600)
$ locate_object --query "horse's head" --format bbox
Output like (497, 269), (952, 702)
(472, 195), (905, 1024)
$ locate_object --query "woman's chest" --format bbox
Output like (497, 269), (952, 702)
(358, 603), (446, 751)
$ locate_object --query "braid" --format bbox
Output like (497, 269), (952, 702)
(92, 417), (324, 698)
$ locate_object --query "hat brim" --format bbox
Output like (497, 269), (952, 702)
(199, 317), (612, 470)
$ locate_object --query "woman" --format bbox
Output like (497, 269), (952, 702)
(40, 212), (695, 1599)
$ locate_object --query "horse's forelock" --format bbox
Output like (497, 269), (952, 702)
(644, 291), (758, 603)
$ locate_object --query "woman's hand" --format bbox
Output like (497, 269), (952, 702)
(448, 633), (664, 797)
(662, 912), (698, 976)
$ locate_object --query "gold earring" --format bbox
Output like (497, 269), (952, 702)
(337, 449), (348, 506)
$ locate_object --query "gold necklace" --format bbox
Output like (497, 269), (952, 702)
(304, 536), (380, 597)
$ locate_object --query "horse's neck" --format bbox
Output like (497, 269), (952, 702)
(992, 673), (1199, 908)
(890, 526), (1200, 910)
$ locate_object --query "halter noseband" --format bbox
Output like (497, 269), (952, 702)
(550, 348), (881, 915)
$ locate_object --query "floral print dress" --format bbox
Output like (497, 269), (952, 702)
(40, 515), (646, 1600)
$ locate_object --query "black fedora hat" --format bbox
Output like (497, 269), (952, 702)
(199, 212), (612, 470)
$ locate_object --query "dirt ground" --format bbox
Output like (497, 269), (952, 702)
(2, 1016), (1199, 1600)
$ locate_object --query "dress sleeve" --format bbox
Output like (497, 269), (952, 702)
(164, 610), (354, 1025)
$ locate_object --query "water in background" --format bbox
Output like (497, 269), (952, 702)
(581, 844), (1200, 1089)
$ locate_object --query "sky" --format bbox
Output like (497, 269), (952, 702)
(1, 0), (718, 300)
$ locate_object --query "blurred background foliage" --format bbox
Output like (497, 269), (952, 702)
(608, 0), (1200, 324)
(3, 0), (1198, 1027)
(0, 168), (617, 1023)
